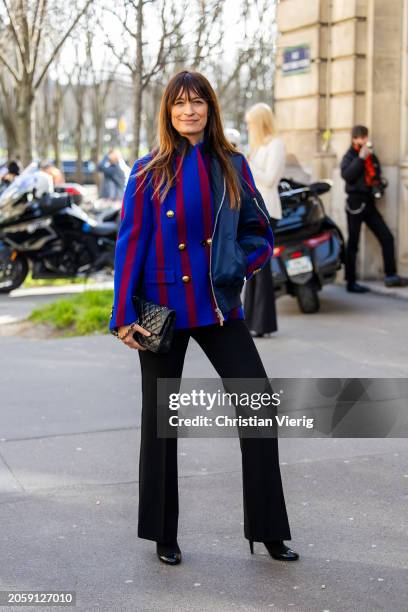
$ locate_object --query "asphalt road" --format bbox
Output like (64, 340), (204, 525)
(0, 282), (407, 611)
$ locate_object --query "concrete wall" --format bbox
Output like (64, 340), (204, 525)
(398, 0), (408, 275)
(275, 0), (408, 279)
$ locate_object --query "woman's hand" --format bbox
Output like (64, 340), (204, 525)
(118, 323), (151, 350)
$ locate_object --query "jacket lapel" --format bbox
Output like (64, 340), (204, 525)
(209, 155), (227, 214)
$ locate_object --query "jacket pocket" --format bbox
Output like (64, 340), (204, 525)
(214, 242), (246, 286)
(144, 268), (176, 283)
(235, 241), (247, 274)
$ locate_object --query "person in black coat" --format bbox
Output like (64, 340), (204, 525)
(340, 125), (407, 291)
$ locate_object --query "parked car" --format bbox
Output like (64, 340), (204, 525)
(60, 160), (96, 184)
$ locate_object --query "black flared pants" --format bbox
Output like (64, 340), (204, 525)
(345, 195), (396, 284)
(137, 318), (291, 543)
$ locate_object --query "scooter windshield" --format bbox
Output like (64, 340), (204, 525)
(0, 163), (39, 209)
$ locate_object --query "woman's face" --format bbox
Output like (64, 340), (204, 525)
(171, 87), (208, 143)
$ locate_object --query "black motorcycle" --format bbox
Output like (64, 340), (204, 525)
(271, 178), (345, 313)
(0, 163), (119, 293)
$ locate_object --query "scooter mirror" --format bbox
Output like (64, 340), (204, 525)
(309, 181), (331, 195)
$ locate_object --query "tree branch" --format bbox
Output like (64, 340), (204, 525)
(33, 0), (93, 90)
(1, 0), (26, 67)
(31, 0), (48, 75)
(0, 49), (20, 82)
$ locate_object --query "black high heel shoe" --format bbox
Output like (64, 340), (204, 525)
(156, 540), (182, 565)
(249, 539), (299, 561)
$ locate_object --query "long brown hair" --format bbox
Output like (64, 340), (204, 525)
(136, 70), (242, 209)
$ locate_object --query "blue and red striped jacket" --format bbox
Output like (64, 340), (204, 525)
(109, 141), (274, 332)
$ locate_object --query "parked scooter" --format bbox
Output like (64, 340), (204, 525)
(95, 200), (122, 225)
(271, 178), (345, 313)
(0, 163), (119, 293)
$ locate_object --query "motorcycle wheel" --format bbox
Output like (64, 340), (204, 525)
(295, 281), (320, 314)
(0, 252), (29, 293)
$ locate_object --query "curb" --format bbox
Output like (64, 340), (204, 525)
(354, 281), (408, 302)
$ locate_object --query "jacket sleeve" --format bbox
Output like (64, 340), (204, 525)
(237, 154), (275, 281)
(373, 153), (382, 178)
(248, 138), (286, 188)
(97, 155), (110, 174)
(341, 150), (365, 183)
(109, 159), (153, 332)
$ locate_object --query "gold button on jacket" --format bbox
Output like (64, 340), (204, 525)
(206, 238), (212, 245)
(178, 243), (186, 250)
(166, 210), (175, 218)
(182, 275), (190, 283)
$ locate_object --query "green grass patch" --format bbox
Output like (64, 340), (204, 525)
(23, 271), (96, 288)
(28, 289), (114, 337)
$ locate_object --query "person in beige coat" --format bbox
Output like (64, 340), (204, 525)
(243, 103), (286, 337)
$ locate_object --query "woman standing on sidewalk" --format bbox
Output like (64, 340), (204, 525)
(109, 70), (298, 566)
(243, 103), (286, 338)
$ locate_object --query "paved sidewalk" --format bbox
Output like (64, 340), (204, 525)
(1, 275), (406, 328)
(0, 284), (407, 611)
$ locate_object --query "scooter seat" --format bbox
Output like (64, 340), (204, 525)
(40, 193), (70, 213)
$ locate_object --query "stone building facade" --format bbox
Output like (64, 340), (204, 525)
(275, 0), (408, 279)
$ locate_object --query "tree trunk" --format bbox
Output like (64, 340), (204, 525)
(76, 136), (83, 184)
(145, 84), (161, 149)
(132, 0), (144, 160)
(133, 73), (143, 160)
(92, 113), (103, 189)
(52, 115), (61, 169)
(0, 77), (19, 158)
(36, 85), (50, 160)
(75, 92), (84, 184)
(3, 118), (19, 159)
(52, 82), (62, 168)
(16, 80), (34, 166)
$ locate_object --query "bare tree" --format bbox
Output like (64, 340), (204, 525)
(66, 42), (89, 184)
(106, 0), (188, 158)
(191, 0), (225, 69)
(35, 60), (68, 167)
(210, 0), (276, 133)
(50, 77), (65, 168)
(35, 76), (51, 159)
(86, 28), (123, 182)
(0, 73), (18, 158)
(0, 0), (277, 167)
(0, 0), (93, 165)
(64, 15), (123, 184)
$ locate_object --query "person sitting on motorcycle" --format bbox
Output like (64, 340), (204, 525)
(1, 159), (22, 187)
(40, 160), (65, 186)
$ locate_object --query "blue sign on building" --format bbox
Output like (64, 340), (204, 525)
(282, 44), (311, 76)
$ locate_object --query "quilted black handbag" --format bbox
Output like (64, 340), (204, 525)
(131, 296), (176, 353)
